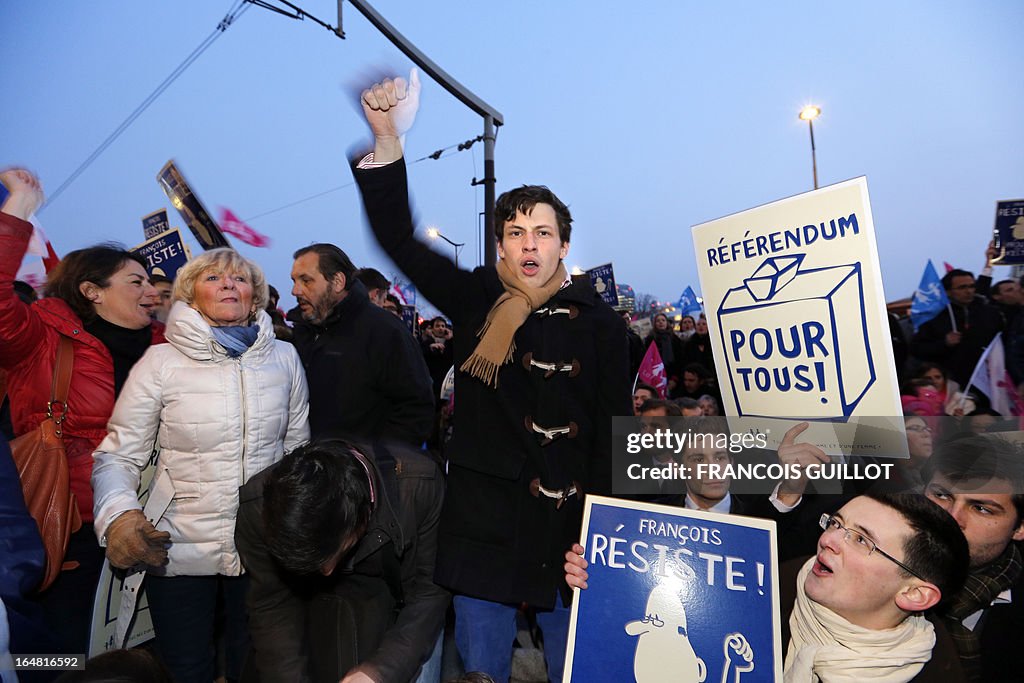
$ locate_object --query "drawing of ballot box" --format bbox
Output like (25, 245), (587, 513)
(717, 255), (876, 420)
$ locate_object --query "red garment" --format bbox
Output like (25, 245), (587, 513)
(0, 212), (163, 521)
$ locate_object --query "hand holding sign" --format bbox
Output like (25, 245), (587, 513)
(565, 542), (589, 590)
(0, 168), (44, 220)
(776, 422), (829, 506)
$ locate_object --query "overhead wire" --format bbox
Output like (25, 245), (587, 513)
(242, 136), (484, 223)
(42, 0), (251, 210)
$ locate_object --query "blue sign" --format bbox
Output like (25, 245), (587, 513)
(586, 263), (619, 307)
(992, 199), (1024, 265)
(131, 228), (190, 281)
(0, 179), (9, 206)
(565, 496), (781, 682)
(142, 208), (169, 240)
(400, 305), (417, 335)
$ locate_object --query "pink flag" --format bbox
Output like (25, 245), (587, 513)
(637, 341), (668, 399)
(217, 208), (271, 247)
(943, 262), (955, 273)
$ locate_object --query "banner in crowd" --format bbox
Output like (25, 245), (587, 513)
(636, 342), (668, 398)
(142, 209), (169, 240)
(131, 228), (190, 281)
(564, 495), (781, 682)
(218, 207), (272, 248)
(586, 263), (620, 307)
(676, 285), (703, 319)
(991, 199), (1024, 265)
(157, 160), (231, 250)
(691, 177), (904, 454)
(910, 259), (950, 332)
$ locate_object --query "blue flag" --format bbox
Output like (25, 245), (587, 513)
(676, 285), (703, 318)
(910, 260), (949, 331)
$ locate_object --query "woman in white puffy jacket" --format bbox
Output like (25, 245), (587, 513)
(91, 248), (309, 683)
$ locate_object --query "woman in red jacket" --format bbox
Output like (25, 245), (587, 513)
(0, 168), (162, 662)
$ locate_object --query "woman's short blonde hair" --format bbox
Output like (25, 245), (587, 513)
(173, 248), (269, 313)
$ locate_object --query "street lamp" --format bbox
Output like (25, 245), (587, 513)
(798, 105), (821, 190)
(426, 227), (465, 269)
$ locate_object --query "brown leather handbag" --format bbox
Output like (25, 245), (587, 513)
(10, 335), (83, 592)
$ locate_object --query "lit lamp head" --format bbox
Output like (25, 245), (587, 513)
(426, 227), (440, 239)
(799, 105), (821, 121)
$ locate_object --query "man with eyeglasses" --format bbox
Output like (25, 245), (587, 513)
(911, 268), (1002, 386)
(564, 491), (968, 682)
(921, 435), (1024, 682)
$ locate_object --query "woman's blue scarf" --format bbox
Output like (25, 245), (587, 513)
(211, 324), (259, 357)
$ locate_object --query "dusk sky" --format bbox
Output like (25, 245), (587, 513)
(4, 1), (1022, 314)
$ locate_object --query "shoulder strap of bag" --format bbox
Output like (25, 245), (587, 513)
(48, 336), (74, 429)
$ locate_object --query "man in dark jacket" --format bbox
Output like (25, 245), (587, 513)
(922, 435), (1024, 682)
(235, 439), (448, 683)
(290, 244), (434, 444)
(911, 269), (1002, 386)
(353, 69), (632, 682)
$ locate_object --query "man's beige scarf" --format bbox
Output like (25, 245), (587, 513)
(460, 260), (567, 387)
(784, 558), (935, 683)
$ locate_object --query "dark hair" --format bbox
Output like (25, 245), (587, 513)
(446, 674), (497, 683)
(354, 267), (391, 292)
(54, 648), (172, 682)
(385, 293), (402, 310)
(149, 274), (172, 286)
(941, 268), (974, 291)
(263, 440), (374, 574)
(683, 362), (711, 380)
(293, 243), (357, 291)
(429, 316), (447, 326)
(922, 434), (1024, 523)
(993, 279), (1017, 297)
(13, 279), (37, 304)
(674, 397), (701, 411)
(863, 491), (969, 602)
(634, 382), (659, 397)
(44, 244), (147, 322)
(638, 399), (682, 416)
(493, 185), (572, 244)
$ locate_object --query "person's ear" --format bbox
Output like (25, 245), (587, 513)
(559, 241), (569, 260)
(331, 272), (346, 294)
(79, 281), (102, 304)
(1011, 519), (1024, 543)
(895, 581), (941, 613)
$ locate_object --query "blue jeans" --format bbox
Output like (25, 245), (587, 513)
(453, 594), (569, 683)
(145, 574), (249, 683)
(413, 631), (443, 683)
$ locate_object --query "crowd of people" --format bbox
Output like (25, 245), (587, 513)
(1, 69), (1023, 683)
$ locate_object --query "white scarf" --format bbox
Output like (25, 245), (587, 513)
(784, 558), (935, 683)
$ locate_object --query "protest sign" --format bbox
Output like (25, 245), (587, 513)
(991, 199), (1024, 265)
(130, 228), (190, 281)
(142, 208), (169, 240)
(157, 160), (231, 250)
(400, 305), (417, 335)
(586, 263), (620, 307)
(89, 455), (158, 655)
(564, 495), (781, 682)
(692, 178), (905, 455)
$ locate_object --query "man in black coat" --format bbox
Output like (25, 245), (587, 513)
(289, 243), (434, 444)
(353, 69), (632, 682)
(911, 269), (1002, 386)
